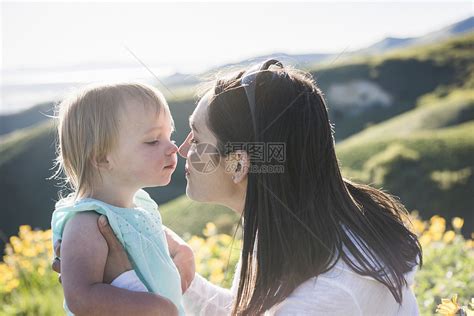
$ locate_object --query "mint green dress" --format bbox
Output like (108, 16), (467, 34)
(51, 189), (185, 315)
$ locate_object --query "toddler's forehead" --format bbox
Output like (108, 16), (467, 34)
(119, 101), (171, 130)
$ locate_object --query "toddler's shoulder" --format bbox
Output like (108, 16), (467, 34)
(64, 211), (102, 234)
(134, 189), (159, 212)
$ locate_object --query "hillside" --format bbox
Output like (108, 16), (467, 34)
(0, 102), (54, 136)
(313, 32), (474, 140)
(160, 195), (239, 238)
(357, 16), (473, 54)
(337, 121), (474, 234)
(339, 89), (474, 147)
(0, 33), (473, 247)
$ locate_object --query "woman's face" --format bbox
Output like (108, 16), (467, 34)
(178, 92), (246, 211)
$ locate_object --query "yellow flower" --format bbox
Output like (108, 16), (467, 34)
(436, 294), (460, 315)
(19, 259), (33, 272)
(19, 225), (32, 237)
(35, 242), (46, 254)
(431, 231), (443, 242)
(42, 229), (52, 241)
(429, 216), (446, 235)
(203, 222), (217, 237)
(0, 263), (15, 283)
(419, 234), (432, 247)
(451, 217), (464, 231)
(412, 219), (426, 235)
(23, 247), (38, 257)
(37, 266), (46, 276)
(4, 278), (20, 293)
(5, 244), (13, 256)
(210, 269), (224, 283)
(9, 236), (23, 254)
(443, 231), (456, 243)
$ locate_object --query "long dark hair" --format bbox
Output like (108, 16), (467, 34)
(206, 60), (422, 315)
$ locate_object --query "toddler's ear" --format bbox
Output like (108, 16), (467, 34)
(91, 154), (111, 170)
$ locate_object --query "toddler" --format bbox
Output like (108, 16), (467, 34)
(51, 83), (183, 315)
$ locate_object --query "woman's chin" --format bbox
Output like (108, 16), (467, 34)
(186, 184), (203, 202)
(185, 184), (195, 200)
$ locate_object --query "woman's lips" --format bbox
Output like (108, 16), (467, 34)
(185, 164), (190, 176)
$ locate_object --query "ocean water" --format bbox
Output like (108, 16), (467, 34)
(0, 66), (174, 115)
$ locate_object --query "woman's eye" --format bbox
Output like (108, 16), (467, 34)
(190, 138), (198, 144)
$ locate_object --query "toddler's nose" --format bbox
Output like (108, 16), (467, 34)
(167, 140), (179, 155)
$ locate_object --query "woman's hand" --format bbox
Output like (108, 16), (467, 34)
(52, 215), (133, 284)
(52, 216), (196, 293)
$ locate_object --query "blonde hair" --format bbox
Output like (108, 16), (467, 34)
(51, 82), (172, 200)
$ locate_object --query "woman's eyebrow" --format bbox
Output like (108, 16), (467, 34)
(189, 117), (199, 133)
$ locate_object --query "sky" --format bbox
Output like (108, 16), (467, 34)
(2, 1), (473, 74)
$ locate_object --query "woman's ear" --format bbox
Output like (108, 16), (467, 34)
(225, 150), (249, 184)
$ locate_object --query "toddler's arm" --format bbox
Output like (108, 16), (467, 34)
(61, 211), (177, 316)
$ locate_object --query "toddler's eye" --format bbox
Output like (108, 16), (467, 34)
(146, 140), (159, 145)
(190, 138), (198, 144)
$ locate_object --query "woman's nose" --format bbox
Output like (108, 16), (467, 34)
(178, 132), (192, 158)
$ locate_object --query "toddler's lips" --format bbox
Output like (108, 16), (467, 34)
(164, 162), (177, 170)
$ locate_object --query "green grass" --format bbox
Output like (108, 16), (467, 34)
(160, 195), (240, 239)
(0, 121), (54, 167)
(338, 88), (474, 148)
(337, 121), (474, 233)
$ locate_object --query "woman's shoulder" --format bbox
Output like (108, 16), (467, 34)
(271, 258), (416, 316)
(269, 272), (362, 315)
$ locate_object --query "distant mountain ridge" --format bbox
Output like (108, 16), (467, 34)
(359, 16), (473, 54)
(1, 16), (472, 136)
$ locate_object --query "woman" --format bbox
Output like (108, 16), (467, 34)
(53, 60), (422, 315)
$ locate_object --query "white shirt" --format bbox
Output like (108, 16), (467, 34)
(112, 230), (420, 315)
(180, 254), (419, 315)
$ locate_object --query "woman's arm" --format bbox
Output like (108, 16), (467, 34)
(181, 273), (235, 315)
(108, 268), (236, 315)
(60, 212), (177, 316)
(104, 223), (236, 315)
(53, 215), (235, 315)
(97, 219), (236, 315)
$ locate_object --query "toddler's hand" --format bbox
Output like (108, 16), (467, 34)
(164, 227), (196, 293)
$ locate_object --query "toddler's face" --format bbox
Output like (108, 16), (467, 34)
(106, 101), (178, 189)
